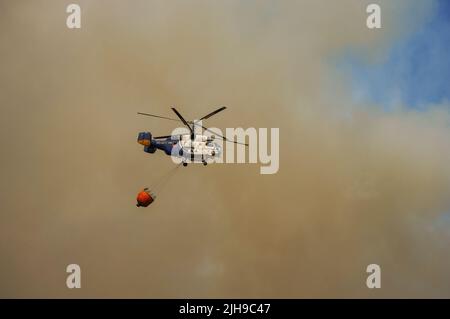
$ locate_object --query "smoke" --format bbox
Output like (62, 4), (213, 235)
(1, 0), (449, 297)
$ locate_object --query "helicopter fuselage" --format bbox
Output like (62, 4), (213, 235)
(138, 132), (221, 165)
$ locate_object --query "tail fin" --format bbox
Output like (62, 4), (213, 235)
(137, 132), (152, 146)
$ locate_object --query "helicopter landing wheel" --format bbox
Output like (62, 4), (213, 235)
(202, 160), (207, 166)
(183, 162), (188, 167)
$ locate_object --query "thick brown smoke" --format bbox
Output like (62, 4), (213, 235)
(1, 0), (449, 298)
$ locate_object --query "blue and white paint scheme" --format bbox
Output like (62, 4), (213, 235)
(137, 131), (222, 165)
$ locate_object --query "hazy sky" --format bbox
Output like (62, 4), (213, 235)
(339, 0), (450, 109)
(1, 0), (450, 298)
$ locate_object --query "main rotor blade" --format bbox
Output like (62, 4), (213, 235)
(153, 135), (173, 139)
(199, 125), (249, 146)
(171, 107), (193, 134)
(198, 106), (227, 121)
(137, 112), (182, 122)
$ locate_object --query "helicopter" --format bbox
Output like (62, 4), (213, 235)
(137, 107), (248, 166)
